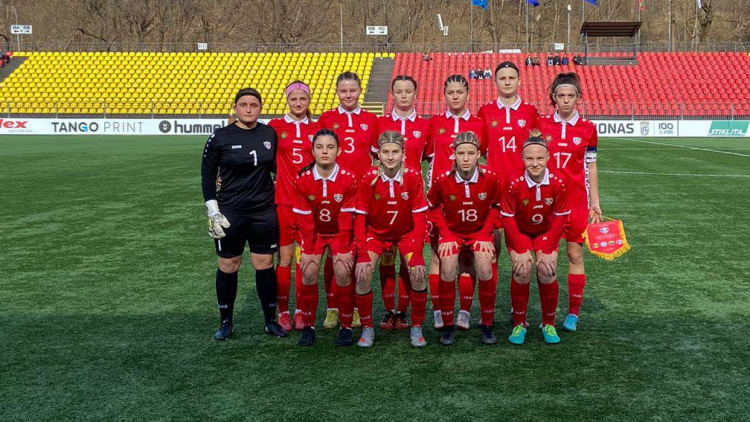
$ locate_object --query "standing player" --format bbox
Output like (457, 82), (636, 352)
(268, 80), (319, 332)
(427, 132), (502, 346)
(537, 73), (602, 332)
(318, 71), (379, 329)
(293, 129), (358, 347)
(354, 131), (429, 348)
(375, 75), (433, 331)
(426, 75), (486, 330)
(201, 87), (288, 341)
(501, 135), (570, 345)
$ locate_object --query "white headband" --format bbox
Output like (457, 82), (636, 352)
(554, 83), (579, 94)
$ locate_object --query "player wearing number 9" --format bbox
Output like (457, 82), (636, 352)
(537, 73), (602, 333)
(268, 81), (320, 332)
(201, 87), (288, 342)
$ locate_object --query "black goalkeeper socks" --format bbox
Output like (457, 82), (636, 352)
(216, 269), (238, 323)
(255, 267), (278, 324)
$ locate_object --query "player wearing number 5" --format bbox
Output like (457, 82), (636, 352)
(201, 88), (288, 341)
(268, 81), (320, 332)
(538, 73), (602, 332)
(427, 132), (503, 346)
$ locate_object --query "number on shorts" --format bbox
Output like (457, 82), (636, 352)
(500, 136), (516, 153)
(387, 210), (399, 225)
(319, 209), (331, 222)
(532, 213), (544, 225)
(344, 137), (356, 154)
(458, 209), (478, 222)
(553, 152), (572, 168)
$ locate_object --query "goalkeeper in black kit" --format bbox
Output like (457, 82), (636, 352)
(201, 87), (288, 341)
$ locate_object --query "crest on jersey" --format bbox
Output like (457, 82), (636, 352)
(308, 195), (316, 201)
(413, 131), (422, 139)
(478, 192), (487, 200)
(401, 192), (409, 200)
(545, 197), (553, 206)
(438, 127), (446, 135)
(264, 141), (272, 150)
(374, 193), (381, 201)
(334, 194), (343, 203)
(573, 137), (582, 145)
(518, 119), (526, 128)
(280, 132), (288, 139)
(333, 123), (340, 130)
(361, 124), (369, 131)
(546, 135), (553, 142)
(308, 135), (314, 142)
(522, 199), (530, 207)
(449, 194), (457, 202)
(491, 120), (498, 128)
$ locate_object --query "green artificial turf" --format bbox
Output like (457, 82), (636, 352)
(1, 135), (749, 421)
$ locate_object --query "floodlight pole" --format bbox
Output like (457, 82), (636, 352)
(567, 5), (571, 50)
(6, 5), (20, 51)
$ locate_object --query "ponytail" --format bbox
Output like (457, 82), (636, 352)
(549, 72), (582, 106)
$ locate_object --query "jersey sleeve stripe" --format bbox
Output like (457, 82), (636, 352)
(500, 211), (515, 217)
(413, 206), (428, 213)
(354, 208), (367, 215)
(554, 211), (571, 216)
(340, 207), (357, 213)
(292, 208), (312, 215)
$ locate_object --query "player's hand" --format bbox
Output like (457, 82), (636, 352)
(299, 253), (319, 275)
(410, 265), (426, 283)
(334, 252), (354, 273)
(216, 177), (223, 189)
(589, 203), (603, 224)
(536, 251), (558, 279)
(206, 200), (230, 239)
(474, 241), (495, 260)
(356, 261), (373, 284)
(510, 250), (533, 279)
(438, 241), (458, 259)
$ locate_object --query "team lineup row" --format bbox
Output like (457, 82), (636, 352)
(200, 61), (601, 348)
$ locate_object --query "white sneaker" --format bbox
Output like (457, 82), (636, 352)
(357, 327), (375, 348)
(433, 310), (444, 330)
(410, 326), (427, 347)
(456, 310), (471, 330)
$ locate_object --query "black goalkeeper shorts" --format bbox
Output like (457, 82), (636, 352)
(213, 208), (279, 258)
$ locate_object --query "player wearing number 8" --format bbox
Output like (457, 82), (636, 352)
(268, 81), (320, 332)
(537, 73), (602, 332)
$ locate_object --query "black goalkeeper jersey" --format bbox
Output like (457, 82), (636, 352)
(201, 122), (277, 216)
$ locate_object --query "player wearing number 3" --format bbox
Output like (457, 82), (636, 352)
(538, 73), (602, 332)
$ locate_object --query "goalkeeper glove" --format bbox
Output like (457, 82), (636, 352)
(206, 200), (231, 239)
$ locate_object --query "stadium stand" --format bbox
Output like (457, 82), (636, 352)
(388, 52), (750, 118)
(0, 51), (392, 116)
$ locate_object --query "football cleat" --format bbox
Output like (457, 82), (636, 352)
(563, 314), (579, 332)
(479, 325), (498, 345)
(433, 310), (444, 330)
(410, 326), (427, 347)
(508, 324), (527, 345)
(264, 321), (289, 338)
(439, 325), (455, 346)
(277, 312), (293, 332)
(293, 311), (305, 331)
(542, 324), (561, 344)
(214, 319), (234, 341)
(335, 328), (354, 347)
(323, 309), (339, 329)
(357, 327), (375, 348)
(298, 327), (315, 347)
(394, 311), (409, 330)
(351, 309), (361, 328)
(379, 310), (396, 330)
(456, 310), (471, 330)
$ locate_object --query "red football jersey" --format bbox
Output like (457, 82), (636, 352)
(318, 105), (379, 177)
(293, 164), (358, 252)
(376, 110), (433, 172)
(500, 169), (570, 239)
(538, 111), (598, 207)
(426, 110), (486, 186)
(478, 97), (539, 186)
(427, 165), (502, 241)
(269, 115), (319, 206)
(355, 167), (428, 240)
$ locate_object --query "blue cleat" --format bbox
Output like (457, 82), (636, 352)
(508, 324), (527, 345)
(562, 314), (579, 332)
(541, 324), (561, 344)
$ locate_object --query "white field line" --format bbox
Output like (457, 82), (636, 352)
(600, 170), (750, 178)
(619, 137), (750, 158)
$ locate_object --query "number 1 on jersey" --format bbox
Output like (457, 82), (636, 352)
(249, 150), (258, 166)
(500, 136), (516, 153)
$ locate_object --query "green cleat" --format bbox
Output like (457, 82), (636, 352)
(541, 324), (561, 344)
(508, 324), (527, 345)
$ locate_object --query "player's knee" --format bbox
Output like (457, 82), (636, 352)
(536, 270), (554, 285)
(440, 262), (457, 281)
(302, 266), (318, 285)
(218, 256), (242, 273)
(476, 263), (492, 281)
(251, 253), (274, 270)
(333, 264), (351, 286)
(410, 275), (426, 291)
(567, 249), (583, 266)
(278, 251), (294, 268)
(514, 273), (531, 284)
(355, 279), (371, 295)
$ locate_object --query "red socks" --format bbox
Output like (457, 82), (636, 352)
(478, 277), (497, 326)
(379, 262), (396, 311)
(410, 290), (428, 327)
(439, 277), (456, 327)
(539, 279), (559, 326)
(294, 262), (303, 312)
(458, 274), (475, 312)
(355, 292), (374, 328)
(338, 283), (355, 329)
(397, 264), (411, 312)
(428, 273), (440, 311)
(567, 273), (586, 316)
(323, 255), (337, 310)
(275, 265), (292, 314)
(298, 282), (318, 327)
(510, 278), (530, 326)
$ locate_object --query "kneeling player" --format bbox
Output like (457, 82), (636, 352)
(427, 132), (503, 346)
(501, 136), (570, 345)
(293, 129), (358, 347)
(354, 131), (429, 348)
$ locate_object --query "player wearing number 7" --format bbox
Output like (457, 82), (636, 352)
(501, 135), (570, 345)
(427, 132), (503, 346)
(537, 73), (602, 332)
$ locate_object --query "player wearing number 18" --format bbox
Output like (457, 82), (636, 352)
(201, 87), (288, 341)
